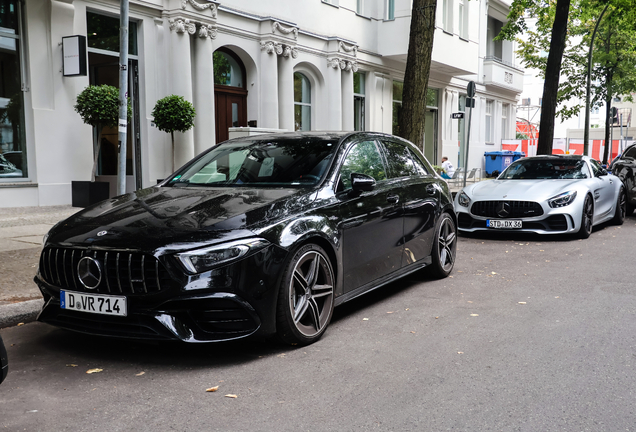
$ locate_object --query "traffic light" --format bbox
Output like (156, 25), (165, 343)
(611, 107), (618, 125)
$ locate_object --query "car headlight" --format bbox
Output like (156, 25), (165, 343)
(548, 191), (577, 208)
(176, 238), (270, 274)
(457, 191), (471, 207)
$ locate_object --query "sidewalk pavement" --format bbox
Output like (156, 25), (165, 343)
(0, 205), (79, 328)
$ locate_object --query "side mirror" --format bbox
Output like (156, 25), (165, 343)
(597, 168), (608, 177)
(351, 173), (376, 192)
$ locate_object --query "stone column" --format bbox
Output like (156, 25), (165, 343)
(341, 66), (354, 131)
(169, 18), (195, 170)
(326, 58), (342, 130)
(193, 24), (217, 155)
(260, 41), (280, 129)
(278, 45), (296, 132)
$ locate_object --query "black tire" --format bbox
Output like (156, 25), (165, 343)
(577, 194), (594, 239)
(611, 187), (626, 225)
(276, 243), (335, 345)
(428, 212), (457, 279)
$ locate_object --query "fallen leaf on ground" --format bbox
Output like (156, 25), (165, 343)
(86, 368), (103, 374)
(518, 302), (527, 305)
(410, 331), (416, 334)
(458, 351), (464, 354)
(387, 311), (394, 314)
(435, 316), (439, 319)
(206, 386), (219, 392)
(362, 318), (369, 321)
(405, 308), (409, 311)
(555, 296), (560, 298)
(467, 301), (473, 303)
(136, 372), (145, 376)
(66, 364), (78, 367)
(491, 272), (497, 275)
(225, 394), (238, 399)
(470, 314), (479, 317)
(17, 323), (24, 326)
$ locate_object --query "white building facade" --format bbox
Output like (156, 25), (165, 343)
(0, 0), (523, 207)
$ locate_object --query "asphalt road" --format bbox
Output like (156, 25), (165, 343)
(2, 216), (635, 431)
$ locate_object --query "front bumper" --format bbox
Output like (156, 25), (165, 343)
(35, 243), (288, 343)
(456, 212), (576, 234)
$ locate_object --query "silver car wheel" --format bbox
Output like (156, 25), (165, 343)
(288, 250), (334, 338)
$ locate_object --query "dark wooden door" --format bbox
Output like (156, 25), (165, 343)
(215, 85), (248, 144)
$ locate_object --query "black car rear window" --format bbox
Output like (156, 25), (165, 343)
(168, 138), (339, 188)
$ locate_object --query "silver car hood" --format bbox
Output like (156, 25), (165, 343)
(463, 179), (584, 201)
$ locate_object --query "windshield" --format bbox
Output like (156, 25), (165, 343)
(169, 138), (339, 188)
(499, 158), (590, 180)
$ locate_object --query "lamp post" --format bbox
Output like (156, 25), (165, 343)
(117, 0), (129, 196)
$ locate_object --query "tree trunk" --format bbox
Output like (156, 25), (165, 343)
(171, 130), (175, 173)
(91, 125), (103, 182)
(537, 0), (571, 155)
(603, 89), (612, 164)
(397, 0), (437, 153)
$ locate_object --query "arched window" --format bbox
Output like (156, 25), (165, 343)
(213, 49), (244, 88)
(294, 72), (311, 131)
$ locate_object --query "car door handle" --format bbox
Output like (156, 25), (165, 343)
(386, 194), (399, 204)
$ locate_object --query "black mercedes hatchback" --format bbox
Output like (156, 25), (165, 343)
(36, 132), (457, 345)
(610, 143), (636, 216)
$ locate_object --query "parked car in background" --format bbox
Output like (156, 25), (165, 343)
(0, 334), (7, 385)
(36, 132), (457, 346)
(455, 155), (626, 238)
(609, 144), (636, 216)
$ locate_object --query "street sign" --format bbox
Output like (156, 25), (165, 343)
(451, 112), (464, 119)
(467, 81), (476, 98)
(466, 97), (475, 108)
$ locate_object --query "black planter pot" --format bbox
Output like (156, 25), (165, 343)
(71, 181), (110, 208)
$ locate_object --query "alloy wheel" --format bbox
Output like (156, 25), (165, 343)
(437, 216), (457, 273)
(288, 250), (334, 338)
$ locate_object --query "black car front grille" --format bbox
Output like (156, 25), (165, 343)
(39, 247), (175, 295)
(470, 201), (544, 218)
(458, 213), (568, 232)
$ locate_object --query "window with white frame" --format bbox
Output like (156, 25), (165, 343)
(501, 103), (509, 140)
(458, 0), (467, 38)
(442, 0), (453, 32)
(354, 72), (366, 131)
(387, 0), (395, 20)
(294, 72), (311, 131)
(485, 100), (494, 143)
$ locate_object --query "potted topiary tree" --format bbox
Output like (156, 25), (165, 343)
(73, 85), (131, 207)
(151, 95), (196, 173)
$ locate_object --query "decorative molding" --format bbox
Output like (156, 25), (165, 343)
(198, 23), (217, 39)
(504, 71), (513, 84)
(181, 0), (218, 17)
(261, 40), (297, 58)
(272, 21), (298, 40)
(328, 57), (357, 72)
(169, 18), (197, 35)
(339, 41), (358, 57)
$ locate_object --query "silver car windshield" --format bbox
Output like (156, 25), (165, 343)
(500, 158), (590, 180)
(169, 138), (338, 188)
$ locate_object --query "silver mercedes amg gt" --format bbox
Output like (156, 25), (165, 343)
(454, 155), (627, 238)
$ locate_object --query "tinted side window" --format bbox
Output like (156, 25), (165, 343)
(623, 146), (636, 159)
(407, 148), (429, 176)
(590, 159), (603, 176)
(382, 141), (418, 178)
(339, 140), (387, 190)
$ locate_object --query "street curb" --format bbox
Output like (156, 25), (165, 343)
(0, 299), (43, 329)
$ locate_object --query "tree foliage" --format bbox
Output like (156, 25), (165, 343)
(499, 0), (636, 156)
(152, 95), (196, 135)
(74, 85), (131, 181)
(152, 95), (196, 172)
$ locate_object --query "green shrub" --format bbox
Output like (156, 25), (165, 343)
(152, 95), (196, 172)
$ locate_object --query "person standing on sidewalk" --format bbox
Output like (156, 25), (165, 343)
(441, 156), (455, 178)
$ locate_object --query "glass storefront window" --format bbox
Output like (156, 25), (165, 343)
(87, 12), (138, 55)
(0, 0), (26, 179)
(392, 81), (403, 136)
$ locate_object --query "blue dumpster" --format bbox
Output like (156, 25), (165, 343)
(484, 151), (525, 177)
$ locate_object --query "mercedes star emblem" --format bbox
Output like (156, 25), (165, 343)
(97, 230), (108, 237)
(77, 257), (102, 290)
(496, 202), (511, 218)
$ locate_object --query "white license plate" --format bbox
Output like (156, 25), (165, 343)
(487, 219), (522, 229)
(61, 290), (127, 316)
